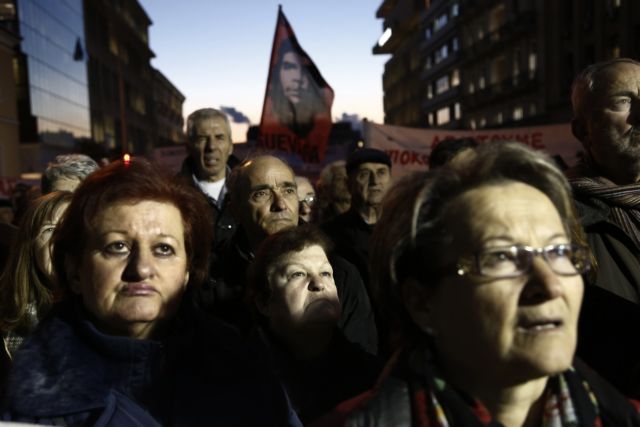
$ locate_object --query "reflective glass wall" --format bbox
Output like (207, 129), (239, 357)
(17, 0), (90, 146)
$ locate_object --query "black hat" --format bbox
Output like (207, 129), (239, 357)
(346, 148), (392, 175)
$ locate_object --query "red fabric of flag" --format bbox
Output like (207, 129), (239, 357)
(258, 8), (334, 163)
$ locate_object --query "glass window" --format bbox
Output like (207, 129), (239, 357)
(427, 84), (433, 99)
(479, 76), (486, 89)
(451, 3), (460, 17)
(434, 13), (448, 32)
(454, 102), (461, 120)
(468, 81), (475, 94)
(496, 112), (503, 125)
(437, 106), (450, 125)
(513, 106), (524, 120)
(469, 118), (477, 129)
(479, 117), (487, 128)
(436, 75), (449, 95)
(452, 37), (459, 52)
(451, 69), (460, 87)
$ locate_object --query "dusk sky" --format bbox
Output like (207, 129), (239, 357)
(137, 1), (390, 142)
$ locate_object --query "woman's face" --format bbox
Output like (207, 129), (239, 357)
(409, 182), (583, 385)
(72, 200), (190, 340)
(34, 201), (69, 282)
(264, 244), (340, 334)
(279, 51), (309, 105)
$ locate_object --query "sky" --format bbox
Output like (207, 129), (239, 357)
(137, 1), (389, 142)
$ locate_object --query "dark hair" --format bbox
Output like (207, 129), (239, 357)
(370, 141), (587, 349)
(247, 225), (333, 308)
(52, 158), (213, 291)
(428, 137), (478, 169)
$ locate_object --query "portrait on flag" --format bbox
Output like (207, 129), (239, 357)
(259, 8), (334, 164)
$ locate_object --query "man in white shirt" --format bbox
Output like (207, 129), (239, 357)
(180, 108), (236, 248)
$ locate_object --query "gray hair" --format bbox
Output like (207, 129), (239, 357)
(571, 58), (640, 119)
(186, 108), (232, 143)
(370, 141), (586, 348)
(41, 154), (99, 194)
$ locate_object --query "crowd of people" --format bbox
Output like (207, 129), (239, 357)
(0, 58), (639, 426)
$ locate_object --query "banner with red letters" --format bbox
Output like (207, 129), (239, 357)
(258, 7), (334, 164)
(363, 121), (584, 179)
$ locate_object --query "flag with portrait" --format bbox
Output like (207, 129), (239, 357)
(258, 7), (334, 164)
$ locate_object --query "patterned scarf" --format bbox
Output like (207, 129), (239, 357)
(570, 174), (640, 250)
(410, 365), (603, 426)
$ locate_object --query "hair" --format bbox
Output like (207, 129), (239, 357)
(41, 154), (99, 194)
(269, 38), (328, 137)
(428, 137), (479, 169)
(0, 191), (73, 332)
(315, 160), (350, 223)
(185, 108), (232, 144)
(571, 58), (640, 120)
(370, 141), (587, 349)
(52, 158), (213, 293)
(247, 224), (333, 311)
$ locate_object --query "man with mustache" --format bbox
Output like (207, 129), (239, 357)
(203, 155), (377, 354)
(180, 108), (236, 248)
(568, 58), (640, 397)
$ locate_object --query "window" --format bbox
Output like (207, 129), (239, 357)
(434, 13), (448, 32)
(425, 56), (432, 70)
(451, 3), (460, 17)
(452, 37), (459, 52)
(468, 81), (475, 94)
(496, 112), (503, 125)
(479, 117), (487, 128)
(436, 75), (450, 95)
(428, 112), (434, 126)
(425, 27), (432, 40)
(469, 118), (477, 129)
(435, 44), (449, 63)
(454, 103), (461, 120)
(528, 52), (537, 79)
(529, 102), (537, 115)
(451, 69), (460, 87)
(513, 106), (524, 120)
(479, 76), (486, 89)
(437, 106), (450, 125)
(427, 84), (433, 99)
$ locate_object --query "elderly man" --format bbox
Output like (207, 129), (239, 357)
(322, 148), (392, 289)
(180, 108), (236, 248)
(568, 58), (640, 397)
(204, 155), (377, 354)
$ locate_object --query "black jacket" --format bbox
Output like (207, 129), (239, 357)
(573, 194), (640, 397)
(1, 298), (300, 426)
(200, 227), (379, 355)
(178, 157), (236, 250)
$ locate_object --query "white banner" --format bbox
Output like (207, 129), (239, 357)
(363, 122), (584, 179)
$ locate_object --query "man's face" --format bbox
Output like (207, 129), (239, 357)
(279, 51), (309, 105)
(577, 62), (640, 183)
(188, 116), (233, 182)
(349, 162), (392, 208)
(235, 157), (299, 245)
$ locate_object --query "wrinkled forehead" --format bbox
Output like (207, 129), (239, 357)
(591, 62), (640, 96)
(245, 158), (295, 186)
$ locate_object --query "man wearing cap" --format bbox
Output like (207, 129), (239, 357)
(322, 148), (392, 290)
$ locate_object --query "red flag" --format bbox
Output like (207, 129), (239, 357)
(259, 7), (334, 163)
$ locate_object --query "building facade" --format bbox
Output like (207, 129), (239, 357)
(374, 0), (640, 129)
(13, 0), (91, 171)
(151, 67), (185, 147)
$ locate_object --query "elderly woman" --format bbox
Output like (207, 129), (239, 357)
(248, 225), (381, 423)
(0, 191), (72, 391)
(314, 142), (640, 426)
(2, 159), (299, 426)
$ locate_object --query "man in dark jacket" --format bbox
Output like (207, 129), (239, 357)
(322, 148), (392, 291)
(179, 108), (236, 249)
(568, 58), (640, 397)
(201, 155), (378, 355)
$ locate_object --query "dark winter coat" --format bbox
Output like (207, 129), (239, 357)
(1, 298), (300, 426)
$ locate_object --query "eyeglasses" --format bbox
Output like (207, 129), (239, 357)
(456, 243), (591, 278)
(298, 195), (315, 207)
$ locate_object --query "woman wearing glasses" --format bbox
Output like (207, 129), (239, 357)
(312, 142), (639, 426)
